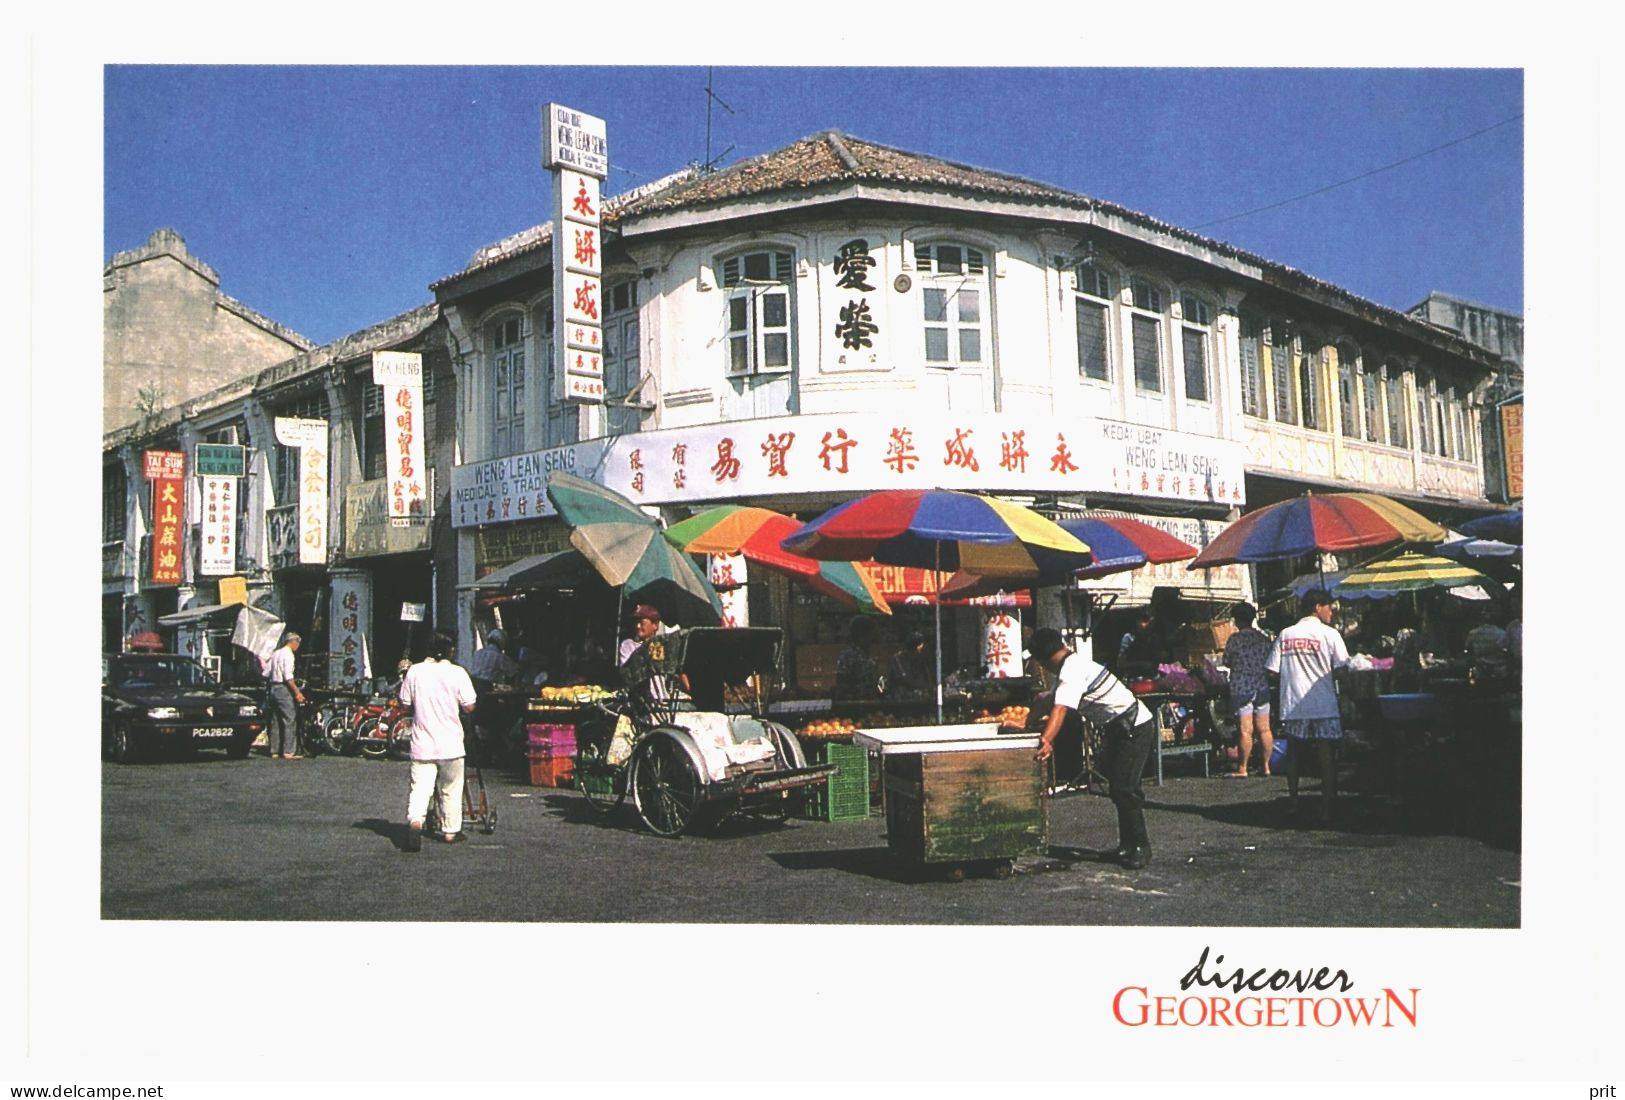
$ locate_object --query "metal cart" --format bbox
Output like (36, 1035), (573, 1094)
(573, 627), (836, 837)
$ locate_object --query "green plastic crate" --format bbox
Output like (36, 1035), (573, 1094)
(799, 741), (871, 822)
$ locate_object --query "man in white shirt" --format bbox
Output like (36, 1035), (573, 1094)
(399, 631), (477, 851)
(1265, 589), (1351, 825)
(1032, 628), (1157, 869)
(263, 632), (306, 760)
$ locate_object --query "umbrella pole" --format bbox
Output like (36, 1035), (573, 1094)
(935, 542), (945, 725)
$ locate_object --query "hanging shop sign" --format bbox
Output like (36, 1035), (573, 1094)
(981, 609), (1023, 678)
(275, 417), (329, 565)
(144, 449), (186, 585)
(708, 553), (750, 628)
(449, 413), (1247, 530)
(473, 517), (573, 577)
(856, 563), (1031, 608)
(198, 475), (238, 576)
(194, 443), (246, 478)
(545, 103), (607, 405)
(400, 602), (427, 623)
(372, 351), (428, 524)
(1499, 400), (1523, 501)
(344, 477), (433, 559)
(329, 572), (372, 689)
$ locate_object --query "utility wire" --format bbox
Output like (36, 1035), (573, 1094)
(1192, 114), (1522, 230)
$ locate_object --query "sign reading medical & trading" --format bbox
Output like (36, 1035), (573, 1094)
(545, 102), (607, 405)
(144, 449), (186, 585)
(274, 416), (328, 565)
(372, 351), (428, 525)
(448, 412), (1248, 529)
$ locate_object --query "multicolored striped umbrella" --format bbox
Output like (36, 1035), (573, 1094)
(781, 489), (1092, 572)
(1332, 553), (1495, 596)
(938, 512), (1197, 599)
(1186, 492), (1447, 569)
(663, 505), (890, 615)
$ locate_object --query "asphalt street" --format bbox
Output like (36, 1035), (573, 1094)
(101, 745), (1520, 926)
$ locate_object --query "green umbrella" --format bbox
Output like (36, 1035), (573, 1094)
(544, 472), (723, 626)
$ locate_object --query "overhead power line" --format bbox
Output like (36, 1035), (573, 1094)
(1193, 114), (1523, 230)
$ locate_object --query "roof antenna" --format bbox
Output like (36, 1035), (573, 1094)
(703, 66), (736, 173)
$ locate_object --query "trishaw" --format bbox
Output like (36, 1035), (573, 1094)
(574, 627), (836, 837)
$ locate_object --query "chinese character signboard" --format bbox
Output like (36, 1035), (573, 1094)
(372, 351), (428, 525)
(1499, 400), (1523, 501)
(981, 610), (1022, 678)
(275, 416), (328, 565)
(199, 475), (237, 576)
(828, 237), (888, 370)
(448, 412), (1249, 530)
(545, 102), (607, 406)
(144, 449), (186, 585)
(328, 572), (371, 689)
(707, 553), (750, 628)
(344, 478), (433, 558)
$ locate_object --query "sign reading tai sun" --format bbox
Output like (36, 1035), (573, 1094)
(144, 449), (186, 585)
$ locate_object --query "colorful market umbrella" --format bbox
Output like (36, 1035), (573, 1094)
(1332, 552), (1498, 597)
(938, 512), (1198, 600)
(663, 505), (891, 615)
(782, 490), (1092, 720)
(1185, 492), (1447, 569)
(544, 472), (723, 626)
(1457, 509), (1522, 545)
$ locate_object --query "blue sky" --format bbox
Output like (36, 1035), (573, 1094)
(104, 65), (1523, 347)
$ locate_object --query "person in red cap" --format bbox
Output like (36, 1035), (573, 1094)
(617, 604), (664, 667)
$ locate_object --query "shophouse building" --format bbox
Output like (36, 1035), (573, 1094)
(431, 132), (1507, 677)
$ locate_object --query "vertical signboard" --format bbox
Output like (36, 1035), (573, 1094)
(275, 417), (329, 565)
(1499, 400), (1524, 501)
(372, 351), (428, 524)
(981, 609), (1022, 679)
(199, 476), (238, 576)
(329, 572), (372, 689)
(707, 553), (750, 628)
(544, 102), (607, 404)
(144, 450), (186, 585)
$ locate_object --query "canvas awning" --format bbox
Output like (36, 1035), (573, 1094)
(469, 549), (601, 590)
(157, 603), (237, 626)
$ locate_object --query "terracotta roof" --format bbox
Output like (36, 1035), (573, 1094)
(433, 131), (1501, 365)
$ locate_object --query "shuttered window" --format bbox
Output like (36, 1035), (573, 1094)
(1076, 300), (1109, 381)
(1181, 327), (1208, 402)
(1132, 314), (1161, 393)
(1271, 328), (1297, 425)
(1239, 318), (1265, 418)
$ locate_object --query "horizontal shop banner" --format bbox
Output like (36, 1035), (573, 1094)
(450, 413), (1247, 530)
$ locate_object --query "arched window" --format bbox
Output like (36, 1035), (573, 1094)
(916, 241), (987, 366)
(719, 248), (794, 376)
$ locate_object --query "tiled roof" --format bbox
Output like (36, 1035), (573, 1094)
(434, 131), (1501, 365)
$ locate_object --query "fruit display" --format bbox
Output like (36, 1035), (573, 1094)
(535, 685), (614, 704)
(798, 718), (859, 740)
(998, 705), (1030, 730)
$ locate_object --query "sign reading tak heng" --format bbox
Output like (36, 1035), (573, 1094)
(371, 351), (428, 525)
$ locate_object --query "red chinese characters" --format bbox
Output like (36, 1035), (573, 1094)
(711, 438), (741, 482)
(761, 432), (795, 478)
(671, 443), (688, 491)
(819, 429), (856, 474)
(999, 431), (1028, 474)
(572, 180), (596, 218)
(943, 428), (980, 472)
(573, 227), (598, 267)
(1050, 434), (1079, 474)
(884, 428), (919, 474)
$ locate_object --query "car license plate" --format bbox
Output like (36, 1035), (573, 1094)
(194, 727), (234, 739)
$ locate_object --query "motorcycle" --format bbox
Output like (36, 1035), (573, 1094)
(355, 694), (412, 759)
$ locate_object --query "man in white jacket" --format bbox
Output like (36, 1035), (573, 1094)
(399, 631), (477, 851)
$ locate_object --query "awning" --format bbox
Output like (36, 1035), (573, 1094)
(157, 603), (237, 626)
(470, 549), (601, 590)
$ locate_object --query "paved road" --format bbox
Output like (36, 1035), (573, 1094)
(101, 746), (1519, 926)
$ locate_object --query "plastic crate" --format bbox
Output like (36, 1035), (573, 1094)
(798, 741), (870, 822)
(526, 723), (577, 754)
(527, 751), (575, 788)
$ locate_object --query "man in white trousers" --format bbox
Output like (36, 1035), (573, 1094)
(399, 631), (477, 851)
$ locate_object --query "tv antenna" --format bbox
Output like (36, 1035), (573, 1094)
(703, 66), (736, 173)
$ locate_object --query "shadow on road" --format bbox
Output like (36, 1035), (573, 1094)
(768, 846), (954, 884)
(352, 817), (412, 851)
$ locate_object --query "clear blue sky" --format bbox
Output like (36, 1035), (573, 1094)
(104, 66), (1523, 347)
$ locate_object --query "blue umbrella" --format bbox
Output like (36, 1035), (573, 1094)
(1458, 509), (1522, 545)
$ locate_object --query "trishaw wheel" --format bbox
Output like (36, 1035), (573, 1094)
(357, 717), (389, 759)
(631, 736), (704, 838)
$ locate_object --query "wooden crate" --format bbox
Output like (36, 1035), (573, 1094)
(882, 749), (1047, 864)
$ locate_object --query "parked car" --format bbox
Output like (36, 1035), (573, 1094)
(102, 653), (266, 762)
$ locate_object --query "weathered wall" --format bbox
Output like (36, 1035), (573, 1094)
(103, 229), (310, 432)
